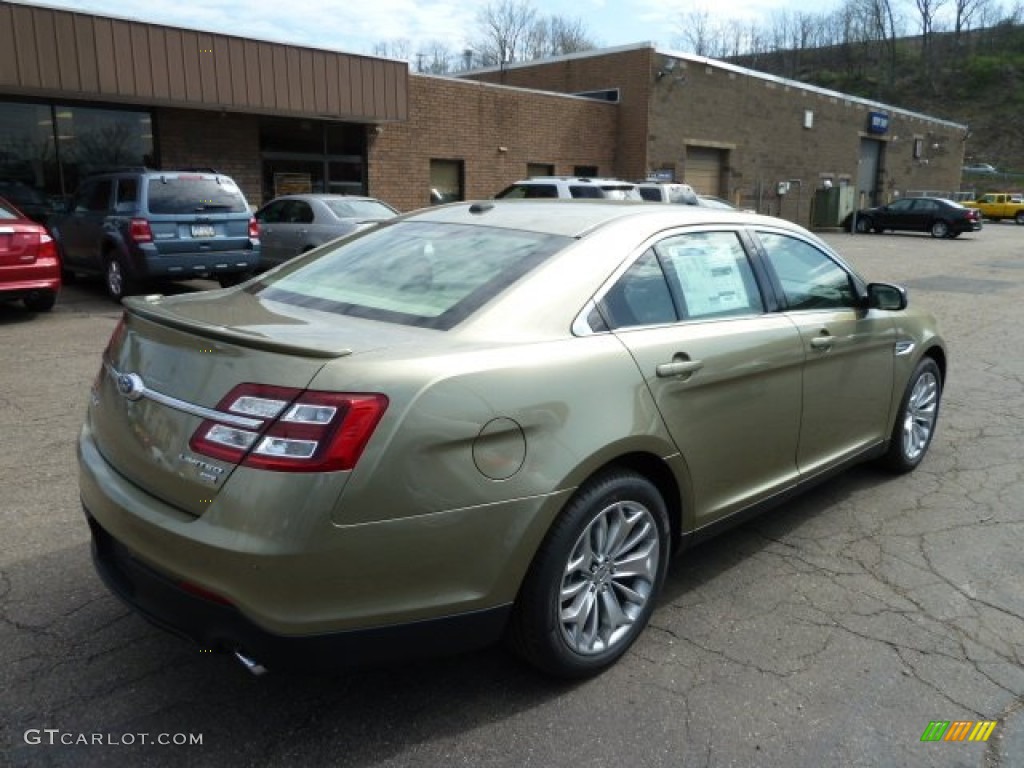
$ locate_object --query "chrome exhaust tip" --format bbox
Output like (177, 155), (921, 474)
(233, 650), (268, 676)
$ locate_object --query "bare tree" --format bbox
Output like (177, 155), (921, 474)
(913, 0), (948, 73)
(676, 9), (716, 56)
(371, 39), (413, 61)
(472, 0), (538, 65)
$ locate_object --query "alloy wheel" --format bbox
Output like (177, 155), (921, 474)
(902, 370), (939, 462)
(558, 499), (660, 656)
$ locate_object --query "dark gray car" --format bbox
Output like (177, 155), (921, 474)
(255, 194), (398, 269)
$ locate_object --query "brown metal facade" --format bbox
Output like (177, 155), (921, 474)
(0, 1), (407, 121)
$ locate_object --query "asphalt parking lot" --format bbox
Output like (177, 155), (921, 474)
(2, 223), (1022, 768)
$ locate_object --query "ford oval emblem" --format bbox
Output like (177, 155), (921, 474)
(116, 373), (145, 401)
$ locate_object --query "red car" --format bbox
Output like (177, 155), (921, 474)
(0, 196), (61, 312)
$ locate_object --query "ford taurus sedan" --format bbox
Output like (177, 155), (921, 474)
(79, 201), (946, 678)
(846, 196), (982, 238)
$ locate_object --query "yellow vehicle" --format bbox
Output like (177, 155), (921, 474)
(963, 193), (1024, 224)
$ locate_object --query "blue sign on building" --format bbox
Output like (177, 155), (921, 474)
(868, 111), (889, 135)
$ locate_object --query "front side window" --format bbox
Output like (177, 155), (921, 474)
(76, 180), (112, 213)
(758, 232), (857, 311)
(655, 231), (763, 319)
(254, 221), (569, 330)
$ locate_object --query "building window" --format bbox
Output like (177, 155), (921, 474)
(0, 99), (152, 212)
(527, 163), (554, 177)
(913, 138), (924, 159)
(259, 117), (366, 202)
(574, 165), (599, 177)
(429, 159), (463, 205)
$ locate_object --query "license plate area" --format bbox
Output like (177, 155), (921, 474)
(191, 225), (216, 238)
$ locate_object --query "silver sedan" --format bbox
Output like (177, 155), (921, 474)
(255, 194), (398, 269)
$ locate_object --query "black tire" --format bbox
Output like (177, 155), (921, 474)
(879, 357), (942, 474)
(104, 254), (135, 302)
(1015, 211), (1024, 225)
(855, 217), (873, 234)
(507, 469), (670, 678)
(930, 220), (950, 238)
(23, 291), (56, 312)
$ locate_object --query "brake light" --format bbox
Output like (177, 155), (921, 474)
(38, 231), (57, 260)
(248, 217), (259, 239)
(129, 218), (154, 243)
(190, 384), (388, 472)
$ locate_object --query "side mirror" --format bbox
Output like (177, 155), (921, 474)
(867, 282), (907, 311)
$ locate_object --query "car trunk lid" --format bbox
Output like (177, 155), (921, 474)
(0, 225), (41, 266)
(89, 290), (405, 516)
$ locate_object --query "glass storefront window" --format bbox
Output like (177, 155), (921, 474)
(55, 105), (153, 191)
(0, 101), (59, 223)
(259, 117), (367, 202)
(0, 99), (152, 223)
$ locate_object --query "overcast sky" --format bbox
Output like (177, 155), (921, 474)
(31, 0), (818, 59)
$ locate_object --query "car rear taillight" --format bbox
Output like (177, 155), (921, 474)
(248, 217), (259, 239)
(189, 384), (388, 472)
(129, 218), (154, 243)
(39, 232), (57, 260)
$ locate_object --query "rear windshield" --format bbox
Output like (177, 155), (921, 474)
(146, 176), (248, 214)
(324, 199), (397, 219)
(253, 221), (569, 330)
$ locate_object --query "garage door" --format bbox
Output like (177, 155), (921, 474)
(686, 147), (725, 195)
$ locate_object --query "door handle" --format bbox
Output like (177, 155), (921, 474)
(656, 359), (704, 378)
(810, 335), (834, 351)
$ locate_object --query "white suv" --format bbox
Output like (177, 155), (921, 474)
(635, 182), (699, 205)
(495, 177), (641, 200)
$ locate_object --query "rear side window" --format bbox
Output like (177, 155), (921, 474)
(570, 186), (604, 199)
(146, 176), (248, 214)
(598, 250), (677, 329)
(637, 187), (662, 202)
(254, 221), (569, 330)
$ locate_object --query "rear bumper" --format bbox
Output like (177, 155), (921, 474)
(0, 277), (60, 299)
(85, 508), (511, 671)
(134, 248), (260, 278)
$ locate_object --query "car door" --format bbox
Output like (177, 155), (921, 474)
(755, 230), (895, 476)
(255, 199), (290, 267)
(602, 230), (805, 527)
(59, 179), (112, 267)
(877, 198), (915, 231)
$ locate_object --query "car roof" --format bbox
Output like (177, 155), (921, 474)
(400, 199), (779, 239)
(266, 194), (381, 202)
(511, 177), (635, 185)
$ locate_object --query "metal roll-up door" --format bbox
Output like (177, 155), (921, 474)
(686, 147), (725, 195)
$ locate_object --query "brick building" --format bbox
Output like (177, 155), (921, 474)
(465, 45), (969, 223)
(1, 1), (966, 226)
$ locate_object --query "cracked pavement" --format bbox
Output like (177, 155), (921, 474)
(1, 225), (1022, 767)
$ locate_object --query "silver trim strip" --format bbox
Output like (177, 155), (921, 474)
(104, 362), (264, 429)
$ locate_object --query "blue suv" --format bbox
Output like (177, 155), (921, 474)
(52, 168), (260, 301)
